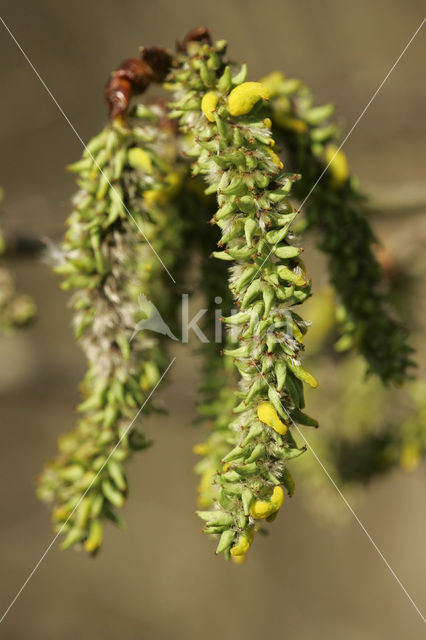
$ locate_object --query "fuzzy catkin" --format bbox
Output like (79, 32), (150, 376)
(36, 105), (184, 553)
(261, 71), (414, 385)
(168, 36), (318, 561)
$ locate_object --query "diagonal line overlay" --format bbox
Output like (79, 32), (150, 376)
(0, 357), (176, 625)
(0, 16), (176, 284)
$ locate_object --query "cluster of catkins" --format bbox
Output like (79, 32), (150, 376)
(35, 27), (416, 561)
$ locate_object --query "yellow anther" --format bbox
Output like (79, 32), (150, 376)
(303, 370), (318, 389)
(257, 402), (287, 435)
(230, 532), (252, 556)
(400, 444), (421, 471)
(250, 499), (275, 519)
(267, 148), (284, 170)
(201, 91), (219, 122)
(270, 485), (285, 510)
(227, 82), (270, 116)
(323, 144), (349, 187)
(297, 258), (307, 278)
(83, 520), (103, 553)
(192, 443), (209, 456)
(292, 323), (304, 343)
(127, 148), (153, 173)
(263, 117), (272, 128)
(250, 485), (285, 520)
(231, 554), (246, 565)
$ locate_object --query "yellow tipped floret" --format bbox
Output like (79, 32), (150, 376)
(230, 532), (253, 557)
(266, 148), (284, 170)
(270, 485), (285, 510)
(231, 554), (246, 565)
(250, 485), (285, 519)
(323, 144), (349, 188)
(127, 148), (153, 173)
(257, 402), (287, 435)
(83, 520), (103, 553)
(250, 498), (276, 519)
(201, 91), (219, 122)
(227, 82), (270, 116)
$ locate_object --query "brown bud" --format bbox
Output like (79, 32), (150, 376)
(115, 58), (153, 91)
(177, 26), (212, 51)
(105, 74), (132, 120)
(140, 46), (173, 83)
(105, 58), (153, 120)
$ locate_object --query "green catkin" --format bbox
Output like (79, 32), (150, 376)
(188, 185), (238, 509)
(261, 71), (414, 385)
(168, 36), (317, 561)
(0, 188), (36, 333)
(36, 106), (184, 553)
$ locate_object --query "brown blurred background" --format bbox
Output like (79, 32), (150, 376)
(0, 1), (425, 638)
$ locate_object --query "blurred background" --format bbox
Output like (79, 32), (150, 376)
(0, 0), (425, 637)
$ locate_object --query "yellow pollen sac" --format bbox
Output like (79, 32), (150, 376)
(230, 532), (252, 557)
(323, 144), (349, 187)
(270, 485), (285, 510)
(201, 91), (219, 122)
(267, 149), (284, 170)
(263, 117), (272, 128)
(227, 82), (270, 116)
(257, 402), (287, 435)
(250, 499), (276, 519)
(231, 554), (246, 565)
(250, 485), (285, 520)
(127, 148), (153, 174)
(83, 520), (103, 553)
